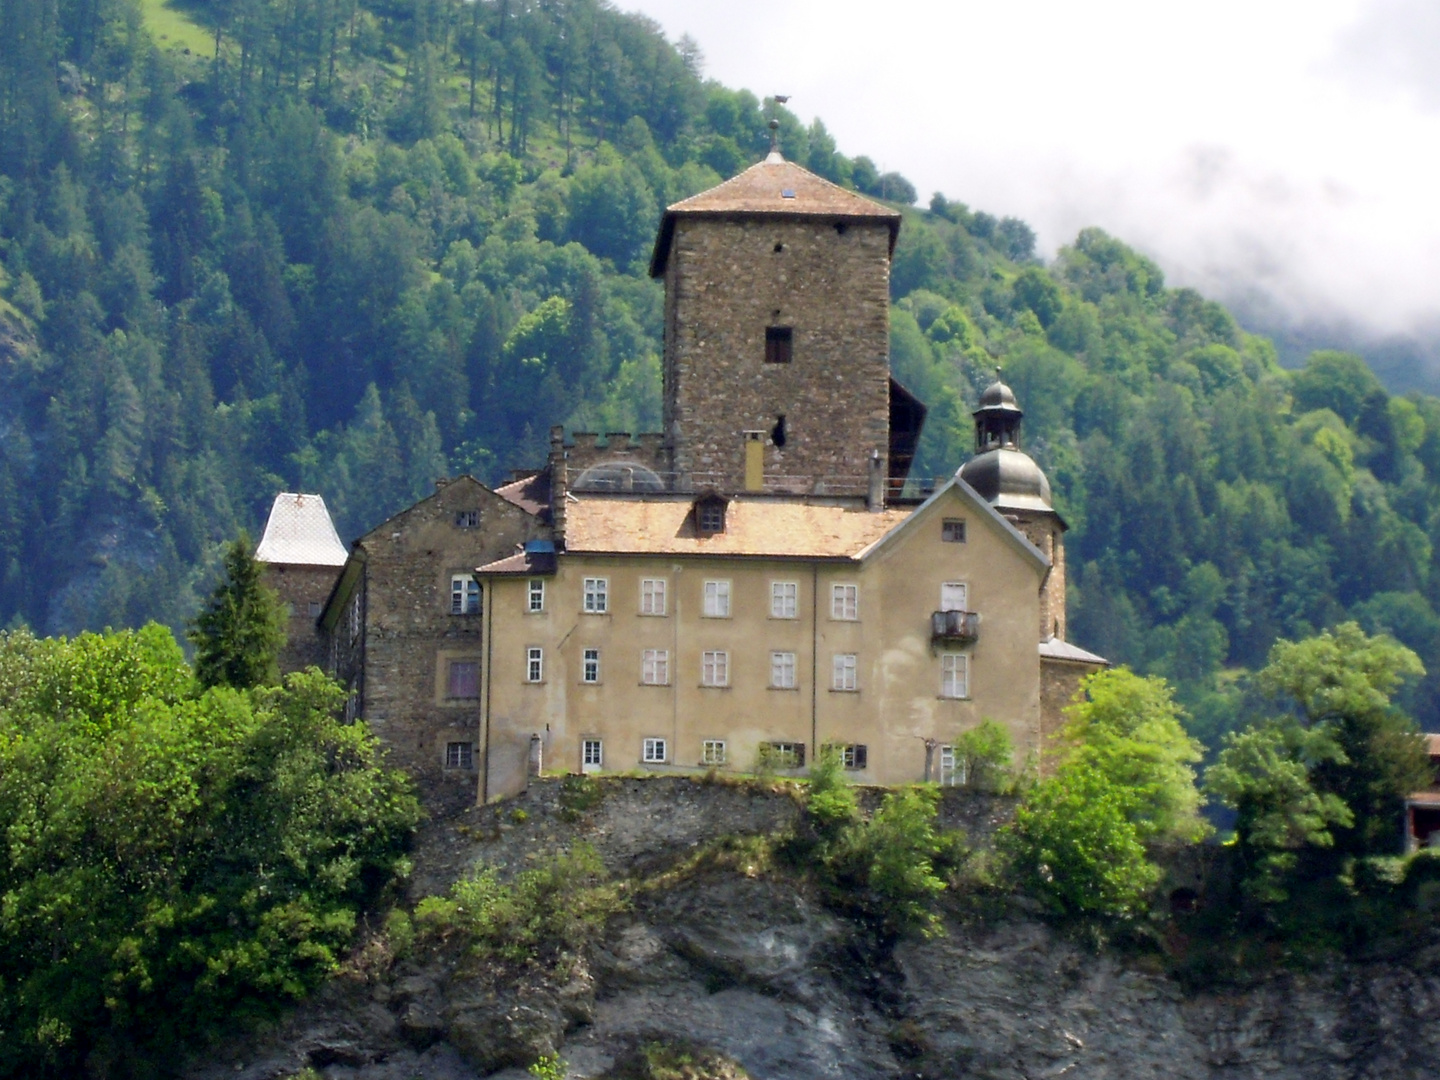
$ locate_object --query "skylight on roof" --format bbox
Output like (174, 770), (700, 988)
(781, 189), (796, 199)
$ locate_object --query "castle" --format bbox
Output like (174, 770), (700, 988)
(257, 145), (1106, 811)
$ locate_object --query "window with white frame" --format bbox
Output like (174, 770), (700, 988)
(451, 575), (481, 615)
(763, 741), (806, 769)
(446, 741), (474, 769)
(642, 737), (668, 764)
(641, 648), (670, 685)
(940, 582), (968, 613)
(939, 745), (960, 785)
(583, 577), (609, 613)
(841, 743), (868, 770)
(447, 660), (480, 699)
(528, 578), (545, 612)
(771, 581), (798, 619)
(582, 647), (600, 684)
(701, 650), (730, 687)
(771, 651), (797, 689)
(831, 583), (858, 620)
(582, 738), (603, 772)
(941, 653), (969, 698)
(640, 578), (667, 616)
(526, 647), (544, 683)
(702, 739), (727, 766)
(702, 579), (731, 617)
(941, 519), (967, 543)
(832, 653), (858, 691)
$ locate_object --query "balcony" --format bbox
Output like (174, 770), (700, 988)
(931, 609), (980, 644)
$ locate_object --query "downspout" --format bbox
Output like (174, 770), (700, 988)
(810, 562), (819, 763)
(481, 575), (494, 804)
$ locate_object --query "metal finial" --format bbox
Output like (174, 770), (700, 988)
(995, 365), (1004, 380)
(768, 118), (780, 153)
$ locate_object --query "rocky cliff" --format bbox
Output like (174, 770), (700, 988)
(188, 777), (1440, 1080)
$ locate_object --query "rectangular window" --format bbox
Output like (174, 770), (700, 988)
(446, 741), (474, 769)
(583, 577), (609, 613)
(941, 653), (969, 699)
(455, 510), (480, 528)
(451, 575), (481, 615)
(582, 738), (603, 772)
(832, 653), (858, 692)
(939, 745), (962, 786)
(942, 519), (967, 543)
(765, 325), (793, 364)
(940, 582), (969, 613)
(697, 501), (726, 533)
(642, 648), (670, 685)
(770, 581), (798, 619)
(701, 650), (730, 687)
(528, 579), (545, 612)
(643, 737), (668, 764)
(702, 580), (731, 618)
(447, 660), (480, 699)
(771, 651), (797, 689)
(526, 647), (544, 683)
(582, 647), (600, 684)
(763, 741), (806, 769)
(307, 601), (322, 618)
(640, 578), (668, 616)
(842, 743), (868, 771)
(831, 583), (858, 621)
(702, 739), (727, 766)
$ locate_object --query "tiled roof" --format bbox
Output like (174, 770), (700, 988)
(650, 153), (901, 276)
(475, 548), (558, 576)
(1039, 637), (1109, 666)
(496, 469), (551, 519)
(562, 495), (912, 559)
(255, 493), (348, 566)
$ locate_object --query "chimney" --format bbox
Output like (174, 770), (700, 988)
(867, 448), (884, 510)
(548, 426), (568, 542)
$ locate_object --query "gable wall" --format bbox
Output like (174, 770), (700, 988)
(356, 479), (547, 813)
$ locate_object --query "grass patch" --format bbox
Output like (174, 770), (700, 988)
(138, 0), (213, 55)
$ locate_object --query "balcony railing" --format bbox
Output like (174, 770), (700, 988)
(931, 609), (980, 644)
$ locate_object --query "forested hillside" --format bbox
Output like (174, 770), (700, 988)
(1, 0), (1437, 744)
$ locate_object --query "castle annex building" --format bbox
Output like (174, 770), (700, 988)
(260, 148), (1106, 810)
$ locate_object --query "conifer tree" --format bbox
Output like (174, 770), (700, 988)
(189, 532), (287, 690)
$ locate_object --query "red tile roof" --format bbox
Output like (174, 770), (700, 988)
(650, 153), (901, 276)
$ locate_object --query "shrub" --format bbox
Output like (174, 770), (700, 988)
(951, 719), (1016, 792)
(415, 843), (622, 968)
(825, 786), (949, 936)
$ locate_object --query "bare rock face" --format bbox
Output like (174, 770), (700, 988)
(183, 779), (1440, 1080)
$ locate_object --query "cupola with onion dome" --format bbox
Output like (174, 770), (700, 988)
(957, 370), (1053, 513)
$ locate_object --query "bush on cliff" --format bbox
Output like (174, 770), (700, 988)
(0, 626), (421, 1078)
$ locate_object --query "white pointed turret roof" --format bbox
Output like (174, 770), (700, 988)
(255, 493), (348, 566)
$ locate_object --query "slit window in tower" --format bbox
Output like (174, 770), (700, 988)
(771, 415), (787, 448)
(765, 326), (793, 364)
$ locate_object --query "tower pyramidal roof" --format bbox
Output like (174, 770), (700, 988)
(649, 150), (902, 276)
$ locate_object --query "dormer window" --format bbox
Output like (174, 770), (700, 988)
(695, 496), (727, 535)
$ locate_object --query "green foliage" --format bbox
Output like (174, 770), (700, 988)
(805, 745), (861, 837)
(1055, 669), (1209, 845)
(415, 844), (622, 968)
(951, 719), (1017, 793)
(811, 784), (950, 936)
(529, 1054), (567, 1080)
(1001, 766), (1162, 919)
(1206, 622), (1428, 906)
(1001, 669), (1202, 918)
(0, 627), (421, 1076)
(189, 532), (287, 690)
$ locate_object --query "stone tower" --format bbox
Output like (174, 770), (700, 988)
(958, 376), (1069, 640)
(649, 147), (910, 499)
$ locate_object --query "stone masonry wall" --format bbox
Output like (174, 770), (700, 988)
(358, 478), (547, 814)
(663, 217), (892, 495)
(1009, 509), (1066, 640)
(266, 563), (343, 673)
